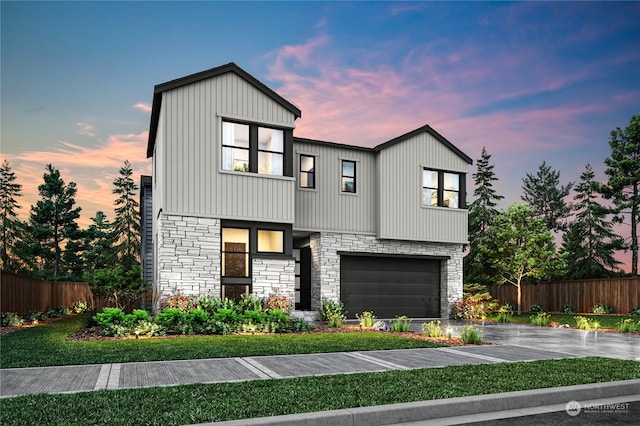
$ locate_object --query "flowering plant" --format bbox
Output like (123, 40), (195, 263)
(160, 291), (197, 312)
(264, 294), (292, 314)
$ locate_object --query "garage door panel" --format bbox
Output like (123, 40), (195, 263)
(340, 255), (441, 319)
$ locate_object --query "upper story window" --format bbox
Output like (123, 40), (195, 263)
(222, 120), (286, 176)
(299, 155), (315, 189)
(341, 160), (356, 193)
(422, 168), (463, 208)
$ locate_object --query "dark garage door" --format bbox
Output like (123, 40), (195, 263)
(340, 255), (440, 319)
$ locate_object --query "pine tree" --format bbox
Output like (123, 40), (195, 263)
(603, 113), (640, 276)
(84, 211), (116, 271)
(0, 160), (24, 271)
(112, 160), (141, 270)
(562, 164), (624, 279)
(465, 147), (504, 285)
(521, 161), (573, 233)
(27, 164), (81, 279)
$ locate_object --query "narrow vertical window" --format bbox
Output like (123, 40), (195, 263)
(422, 169), (439, 207)
(258, 127), (284, 175)
(341, 160), (356, 193)
(299, 155), (315, 189)
(222, 122), (250, 172)
(443, 172), (460, 208)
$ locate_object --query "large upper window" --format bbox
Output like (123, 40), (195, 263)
(341, 160), (356, 193)
(422, 168), (463, 208)
(222, 121), (286, 176)
(299, 155), (315, 189)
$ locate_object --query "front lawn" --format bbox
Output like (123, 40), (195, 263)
(0, 314), (444, 368)
(2, 357), (639, 425)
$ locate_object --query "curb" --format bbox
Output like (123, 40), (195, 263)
(192, 379), (640, 426)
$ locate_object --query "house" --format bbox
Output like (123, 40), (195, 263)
(143, 62), (472, 318)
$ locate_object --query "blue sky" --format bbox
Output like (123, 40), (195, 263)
(2, 1), (639, 270)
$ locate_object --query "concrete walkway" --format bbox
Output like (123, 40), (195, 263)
(0, 344), (577, 398)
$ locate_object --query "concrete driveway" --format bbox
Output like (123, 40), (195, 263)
(411, 319), (640, 361)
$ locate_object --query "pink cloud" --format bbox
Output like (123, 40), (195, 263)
(133, 102), (152, 113)
(4, 131), (151, 228)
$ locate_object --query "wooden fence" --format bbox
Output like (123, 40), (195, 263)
(487, 277), (640, 314)
(0, 270), (147, 315)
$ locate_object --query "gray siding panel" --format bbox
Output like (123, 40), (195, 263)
(377, 132), (469, 243)
(293, 142), (376, 234)
(159, 73), (296, 223)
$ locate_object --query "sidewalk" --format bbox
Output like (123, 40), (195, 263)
(1, 344), (578, 398)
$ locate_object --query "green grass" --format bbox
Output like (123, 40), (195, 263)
(0, 314), (444, 368)
(487, 313), (636, 329)
(2, 357), (638, 426)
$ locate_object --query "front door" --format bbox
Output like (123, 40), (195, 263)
(294, 247), (312, 310)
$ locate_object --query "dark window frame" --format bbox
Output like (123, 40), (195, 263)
(422, 168), (466, 209)
(341, 160), (357, 193)
(221, 119), (293, 177)
(299, 154), (316, 189)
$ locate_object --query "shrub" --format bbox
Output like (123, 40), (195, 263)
(102, 323), (129, 337)
(71, 300), (90, 313)
(196, 295), (221, 314)
(327, 314), (344, 328)
(264, 310), (290, 333)
(264, 294), (292, 314)
(134, 320), (163, 337)
(238, 294), (264, 313)
(213, 308), (238, 324)
(93, 307), (126, 327)
(560, 304), (577, 313)
(616, 319), (640, 333)
(500, 302), (515, 313)
(575, 316), (593, 330)
(450, 284), (499, 320)
(497, 311), (512, 323)
(181, 308), (211, 334)
(24, 311), (47, 323)
(239, 309), (266, 325)
(528, 304), (545, 313)
(317, 299), (346, 322)
(160, 291), (197, 313)
(123, 309), (151, 327)
(390, 316), (412, 332)
(422, 320), (442, 338)
(288, 317), (312, 332)
(56, 306), (71, 315)
(530, 312), (551, 326)
(591, 303), (613, 314)
(1, 312), (24, 327)
(356, 311), (377, 328)
(46, 309), (62, 318)
(460, 324), (483, 344)
(85, 265), (144, 310)
(629, 305), (640, 316)
(156, 308), (186, 334)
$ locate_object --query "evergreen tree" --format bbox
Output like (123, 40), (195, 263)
(112, 160), (141, 270)
(478, 204), (566, 315)
(27, 164), (81, 279)
(84, 211), (116, 271)
(521, 161), (573, 233)
(562, 164), (624, 279)
(465, 147), (504, 285)
(0, 160), (24, 271)
(603, 113), (640, 276)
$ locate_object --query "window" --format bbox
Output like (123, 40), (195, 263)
(422, 168), (463, 208)
(222, 120), (288, 176)
(257, 230), (284, 253)
(341, 160), (356, 193)
(222, 228), (249, 277)
(299, 155), (315, 189)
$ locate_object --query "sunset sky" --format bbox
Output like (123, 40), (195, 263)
(2, 2), (639, 271)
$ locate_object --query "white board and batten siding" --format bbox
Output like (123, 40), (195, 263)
(156, 72), (297, 224)
(377, 132), (469, 244)
(293, 142), (377, 234)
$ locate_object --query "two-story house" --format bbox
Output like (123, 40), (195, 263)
(143, 62), (471, 318)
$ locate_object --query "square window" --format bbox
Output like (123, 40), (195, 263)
(422, 169), (462, 208)
(258, 230), (284, 253)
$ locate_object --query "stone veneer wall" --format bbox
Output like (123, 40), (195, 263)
(252, 257), (296, 300)
(154, 214), (221, 310)
(309, 232), (464, 316)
